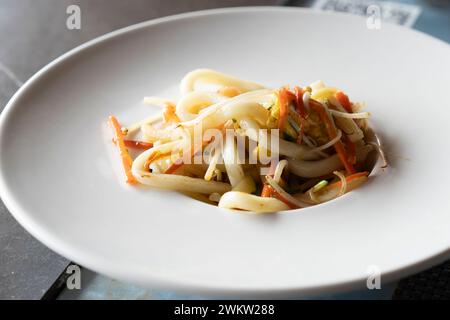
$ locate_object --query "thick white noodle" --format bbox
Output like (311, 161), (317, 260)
(218, 191), (289, 213)
(176, 91), (228, 122)
(209, 193), (221, 202)
(178, 89), (274, 128)
(239, 118), (320, 161)
(310, 80), (326, 92)
(180, 69), (265, 95)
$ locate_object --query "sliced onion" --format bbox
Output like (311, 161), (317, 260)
(218, 191), (289, 213)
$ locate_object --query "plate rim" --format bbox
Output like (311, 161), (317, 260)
(1, 6), (450, 297)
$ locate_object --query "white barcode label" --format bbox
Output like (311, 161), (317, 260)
(312, 0), (422, 27)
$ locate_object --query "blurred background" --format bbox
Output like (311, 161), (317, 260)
(0, 0), (449, 300)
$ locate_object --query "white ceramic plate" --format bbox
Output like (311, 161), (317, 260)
(1, 7), (450, 298)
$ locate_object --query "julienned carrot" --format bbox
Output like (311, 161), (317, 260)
(329, 171), (368, 189)
(309, 100), (355, 174)
(109, 115), (137, 184)
(335, 91), (353, 113)
(123, 140), (153, 150)
(260, 184), (271, 197)
(163, 104), (180, 123)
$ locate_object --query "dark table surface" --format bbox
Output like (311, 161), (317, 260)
(0, 0), (449, 300)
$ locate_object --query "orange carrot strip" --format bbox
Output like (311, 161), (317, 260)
(309, 100), (355, 174)
(294, 86), (307, 118)
(260, 161), (278, 197)
(261, 184), (272, 197)
(277, 88), (289, 136)
(123, 140), (153, 150)
(109, 115), (137, 184)
(335, 91), (353, 113)
(285, 88), (296, 101)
